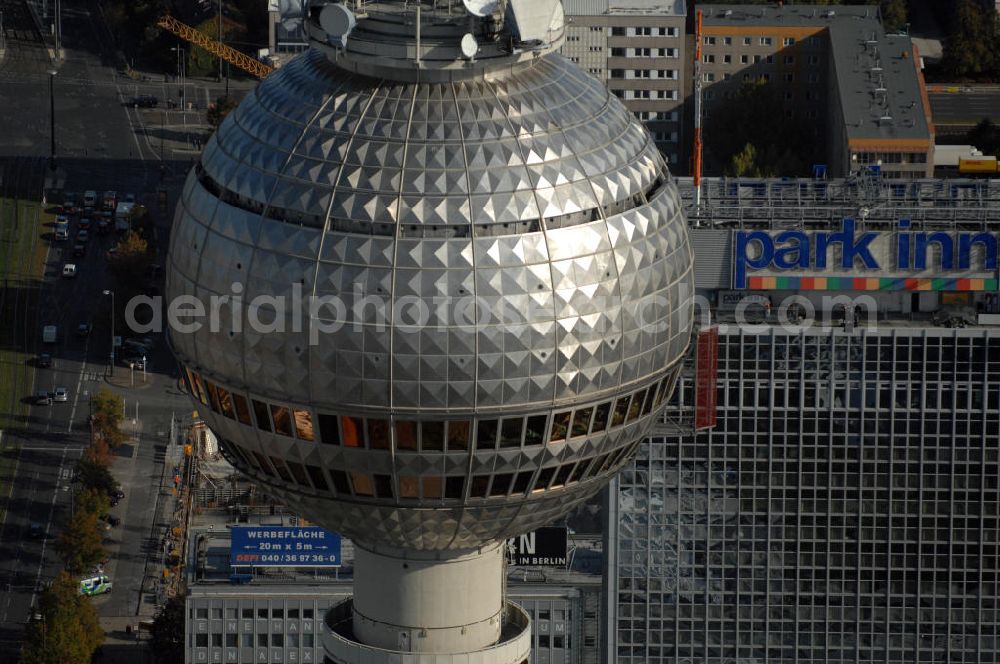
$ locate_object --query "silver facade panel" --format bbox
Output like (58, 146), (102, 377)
(688, 228), (731, 289)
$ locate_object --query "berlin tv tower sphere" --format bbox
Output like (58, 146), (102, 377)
(165, 0), (694, 554)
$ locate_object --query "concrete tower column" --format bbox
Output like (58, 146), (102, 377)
(351, 542), (504, 652)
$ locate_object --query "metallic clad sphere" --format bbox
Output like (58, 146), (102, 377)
(166, 46), (694, 550)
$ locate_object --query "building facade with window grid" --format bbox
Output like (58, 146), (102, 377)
(185, 583), (599, 664)
(696, 4), (934, 179)
(560, 0), (687, 169)
(184, 530), (604, 664)
(606, 325), (1000, 662)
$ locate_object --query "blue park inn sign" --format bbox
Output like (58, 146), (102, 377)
(733, 219), (1000, 291)
(230, 526), (342, 567)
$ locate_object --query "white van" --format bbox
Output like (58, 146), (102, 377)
(79, 575), (112, 596)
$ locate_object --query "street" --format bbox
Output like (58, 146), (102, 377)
(0, 0), (229, 657)
(928, 87), (1000, 132)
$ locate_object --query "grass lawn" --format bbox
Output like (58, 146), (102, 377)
(0, 197), (49, 432)
(0, 195), (48, 524)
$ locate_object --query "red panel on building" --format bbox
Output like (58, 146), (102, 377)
(694, 326), (719, 430)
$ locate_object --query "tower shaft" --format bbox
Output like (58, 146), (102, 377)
(352, 543), (504, 652)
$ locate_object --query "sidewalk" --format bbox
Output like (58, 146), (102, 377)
(137, 413), (186, 615)
(94, 617), (153, 664)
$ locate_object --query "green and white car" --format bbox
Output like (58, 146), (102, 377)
(79, 575), (112, 596)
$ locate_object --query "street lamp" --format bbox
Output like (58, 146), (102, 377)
(217, 0), (224, 82)
(171, 46), (185, 110)
(48, 69), (57, 171)
(103, 290), (115, 377)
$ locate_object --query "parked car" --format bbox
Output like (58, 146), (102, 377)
(73, 243), (86, 257)
(102, 514), (121, 527)
(53, 387), (68, 403)
(105, 247), (119, 260)
(61, 264), (77, 278)
(37, 353), (52, 368)
(61, 194), (78, 214)
(109, 488), (125, 500)
(77, 229), (89, 243)
(123, 193), (136, 204)
(77, 323), (91, 337)
(78, 216), (91, 230)
(35, 391), (52, 406)
(97, 219), (111, 235)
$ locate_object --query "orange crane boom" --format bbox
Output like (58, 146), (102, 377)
(156, 15), (274, 79)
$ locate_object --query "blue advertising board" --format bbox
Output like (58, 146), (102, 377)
(230, 527), (341, 567)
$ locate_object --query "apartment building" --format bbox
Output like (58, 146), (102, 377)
(696, 3), (934, 178)
(561, 0), (687, 168)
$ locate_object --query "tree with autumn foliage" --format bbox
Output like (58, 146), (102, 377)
(21, 571), (104, 664)
(91, 388), (127, 449)
(56, 505), (107, 575)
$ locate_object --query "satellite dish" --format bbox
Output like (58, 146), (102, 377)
(462, 0), (499, 18)
(319, 3), (356, 42)
(461, 33), (479, 59)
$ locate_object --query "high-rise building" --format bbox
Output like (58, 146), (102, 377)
(606, 176), (1000, 662)
(166, 0), (694, 662)
(561, 0), (687, 168)
(696, 3), (934, 179)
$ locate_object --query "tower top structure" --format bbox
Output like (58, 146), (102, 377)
(306, 0), (567, 81)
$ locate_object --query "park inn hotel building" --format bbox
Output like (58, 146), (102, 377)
(605, 177), (1000, 663)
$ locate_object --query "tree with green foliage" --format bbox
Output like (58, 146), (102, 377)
(56, 509), (107, 575)
(941, 0), (999, 80)
(730, 143), (763, 177)
(705, 79), (817, 177)
(21, 572), (104, 664)
(76, 456), (119, 496)
(150, 595), (186, 664)
(968, 118), (1000, 156)
(879, 0), (907, 33)
(208, 95), (239, 128)
(187, 16), (241, 77)
(75, 488), (111, 519)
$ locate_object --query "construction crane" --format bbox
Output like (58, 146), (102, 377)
(156, 15), (274, 79)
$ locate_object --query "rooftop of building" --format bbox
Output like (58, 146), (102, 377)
(563, 0), (685, 17)
(699, 3), (875, 26)
(675, 176), (1000, 230)
(698, 3), (931, 144)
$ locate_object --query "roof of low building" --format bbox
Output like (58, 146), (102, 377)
(564, 0), (685, 17)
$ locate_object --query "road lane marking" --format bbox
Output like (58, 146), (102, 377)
(29, 446), (68, 613)
(67, 330), (92, 433)
(0, 432), (22, 541)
